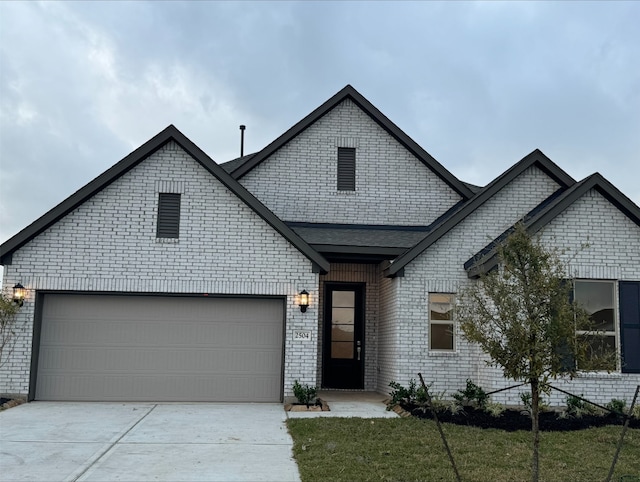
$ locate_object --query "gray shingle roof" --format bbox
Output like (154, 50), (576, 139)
(288, 223), (431, 249)
(219, 153), (256, 174)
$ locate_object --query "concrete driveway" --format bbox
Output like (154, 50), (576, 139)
(0, 402), (300, 482)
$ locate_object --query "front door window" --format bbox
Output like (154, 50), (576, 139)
(331, 291), (355, 359)
(323, 283), (364, 389)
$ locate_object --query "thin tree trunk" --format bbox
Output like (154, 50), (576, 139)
(531, 379), (540, 482)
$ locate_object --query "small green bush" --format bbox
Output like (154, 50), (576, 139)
(452, 379), (489, 409)
(566, 394), (587, 418)
(605, 398), (627, 416)
(388, 379), (429, 407)
(428, 389), (459, 414)
(520, 391), (549, 415)
(564, 394), (602, 418)
(485, 401), (505, 417)
(292, 380), (318, 408)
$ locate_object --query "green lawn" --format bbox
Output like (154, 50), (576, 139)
(287, 417), (640, 482)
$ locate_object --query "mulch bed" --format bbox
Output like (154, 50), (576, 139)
(0, 398), (25, 410)
(398, 404), (640, 432)
(285, 398), (331, 412)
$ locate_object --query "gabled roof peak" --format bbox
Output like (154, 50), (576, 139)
(0, 125), (329, 272)
(384, 148), (576, 277)
(464, 172), (640, 278)
(228, 85), (475, 200)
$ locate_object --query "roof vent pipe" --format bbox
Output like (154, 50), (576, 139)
(239, 125), (246, 157)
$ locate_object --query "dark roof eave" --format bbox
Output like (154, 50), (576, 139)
(384, 149), (576, 277)
(311, 244), (407, 256)
(0, 126), (330, 273)
(463, 173), (640, 277)
(0, 126), (175, 262)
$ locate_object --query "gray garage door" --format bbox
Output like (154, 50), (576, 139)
(36, 294), (284, 402)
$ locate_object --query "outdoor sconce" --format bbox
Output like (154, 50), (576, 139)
(299, 290), (309, 313)
(12, 283), (26, 307)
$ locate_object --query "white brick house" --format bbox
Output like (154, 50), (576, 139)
(1, 85), (639, 404)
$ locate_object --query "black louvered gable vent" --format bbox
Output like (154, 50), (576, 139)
(156, 193), (181, 238)
(337, 147), (356, 191)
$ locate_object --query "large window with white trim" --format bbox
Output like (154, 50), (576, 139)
(574, 279), (617, 371)
(429, 293), (455, 351)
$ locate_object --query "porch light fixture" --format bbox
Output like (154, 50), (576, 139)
(12, 283), (26, 307)
(299, 290), (309, 313)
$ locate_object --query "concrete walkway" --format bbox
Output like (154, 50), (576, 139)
(0, 402), (300, 482)
(286, 391), (399, 419)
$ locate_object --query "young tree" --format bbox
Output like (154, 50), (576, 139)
(457, 223), (614, 482)
(0, 291), (22, 369)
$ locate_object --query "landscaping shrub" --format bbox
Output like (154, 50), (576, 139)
(606, 398), (627, 416)
(452, 379), (489, 409)
(388, 379), (427, 407)
(292, 380), (318, 408)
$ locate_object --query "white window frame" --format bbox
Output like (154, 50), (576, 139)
(429, 293), (456, 352)
(574, 279), (619, 372)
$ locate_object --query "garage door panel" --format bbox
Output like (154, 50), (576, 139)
(38, 374), (282, 402)
(41, 320), (281, 347)
(36, 294), (284, 401)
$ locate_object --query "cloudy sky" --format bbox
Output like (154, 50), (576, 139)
(1, 1), (639, 251)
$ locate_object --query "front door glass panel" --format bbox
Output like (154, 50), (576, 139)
(331, 290), (355, 359)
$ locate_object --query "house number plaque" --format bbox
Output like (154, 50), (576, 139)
(294, 330), (312, 341)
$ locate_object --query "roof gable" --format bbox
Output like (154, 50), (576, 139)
(384, 149), (576, 277)
(1, 125), (329, 273)
(464, 172), (640, 278)
(227, 85), (475, 200)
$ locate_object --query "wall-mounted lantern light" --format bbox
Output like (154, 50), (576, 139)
(299, 290), (309, 313)
(12, 283), (26, 307)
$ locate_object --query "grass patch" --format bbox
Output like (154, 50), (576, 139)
(287, 417), (640, 481)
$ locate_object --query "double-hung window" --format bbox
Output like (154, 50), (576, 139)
(429, 293), (455, 351)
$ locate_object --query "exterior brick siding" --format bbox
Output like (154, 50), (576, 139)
(240, 99), (463, 226)
(1, 141), (319, 399)
(4, 98), (639, 409)
(396, 177), (640, 406)
(393, 166), (561, 397)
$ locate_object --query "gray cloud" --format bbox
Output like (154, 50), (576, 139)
(1, 0), (639, 255)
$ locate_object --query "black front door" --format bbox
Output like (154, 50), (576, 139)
(322, 283), (365, 389)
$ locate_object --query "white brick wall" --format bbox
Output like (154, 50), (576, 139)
(377, 275), (400, 394)
(393, 177), (640, 406)
(535, 189), (640, 405)
(240, 99), (463, 226)
(1, 141), (319, 399)
(4, 129), (638, 409)
(387, 166), (564, 398)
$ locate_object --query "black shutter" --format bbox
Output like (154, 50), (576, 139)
(337, 147), (356, 191)
(156, 193), (181, 238)
(556, 279), (575, 372)
(620, 281), (640, 373)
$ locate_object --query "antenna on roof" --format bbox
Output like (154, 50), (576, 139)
(239, 125), (246, 157)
